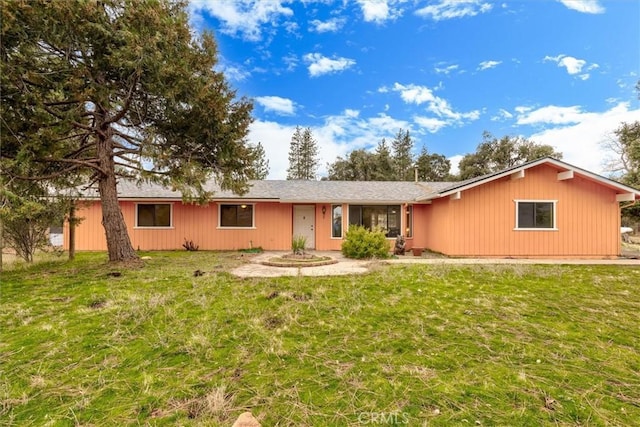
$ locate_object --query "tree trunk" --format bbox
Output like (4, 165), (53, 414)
(97, 131), (138, 262)
(68, 201), (76, 261)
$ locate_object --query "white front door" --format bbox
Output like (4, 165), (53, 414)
(293, 205), (315, 249)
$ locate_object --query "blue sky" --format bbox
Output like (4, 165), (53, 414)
(188, 0), (640, 179)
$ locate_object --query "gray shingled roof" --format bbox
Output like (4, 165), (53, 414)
(76, 157), (640, 203)
(79, 179), (454, 203)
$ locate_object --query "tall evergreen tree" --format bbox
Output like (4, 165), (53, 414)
(287, 126), (303, 180)
(247, 142), (270, 180)
(0, 0), (253, 262)
(415, 146), (451, 181)
(391, 129), (415, 181)
(373, 139), (394, 180)
(287, 126), (319, 180)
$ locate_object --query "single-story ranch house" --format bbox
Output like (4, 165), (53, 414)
(66, 157), (640, 258)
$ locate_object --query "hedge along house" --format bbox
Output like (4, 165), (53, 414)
(66, 158), (640, 258)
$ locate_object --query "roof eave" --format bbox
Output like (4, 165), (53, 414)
(418, 158), (640, 200)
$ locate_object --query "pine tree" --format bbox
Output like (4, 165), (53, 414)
(287, 126), (319, 180)
(391, 129), (415, 181)
(0, 0), (254, 262)
(373, 138), (394, 180)
(415, 146), (451, 181)
(248, 142), (270, 180)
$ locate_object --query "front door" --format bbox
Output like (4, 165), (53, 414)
(293, 205), (315, 249)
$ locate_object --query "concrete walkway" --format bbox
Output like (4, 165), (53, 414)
(231, 251), (640, 278)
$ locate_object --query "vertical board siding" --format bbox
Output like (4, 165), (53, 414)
(315, 203), (345, 251)
(66, 166), (623, 258)
(421, 165), (621, 257)
(67, 201), (293, 251)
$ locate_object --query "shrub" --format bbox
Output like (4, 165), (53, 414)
(182, 239), (199, 251)
(341, 226), (390, 259)
(291, 235), (307, 255)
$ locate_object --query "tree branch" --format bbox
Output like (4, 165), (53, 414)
(105, 73), (140, 125)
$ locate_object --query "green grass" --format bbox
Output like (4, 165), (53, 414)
(1, 252), (639, 426)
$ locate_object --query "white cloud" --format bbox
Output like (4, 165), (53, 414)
(557, 0), (605, 14)
(491, 108), (514, 121)
(255, 96), (295, 115)
(189, 0), (293, 41)
(217, 63), (251, 82)
(448, 154), (464, 175)
(247, 120), (296, 179)
(527, 103), (640, 175)
(447, 104), (640, 176)
(434, 64), (459, 75)
(391, 83), (481, 124)
(558, 56), (586, 74)
(355, 0), (404, 24)
(309, 17), (345, 33)
(516, 105), (585, 125)
(248, 110), (413, 179)
(303, 53), (356, 77)
(392, 82), (437, 105)
(478, 60), (501, 70)
(544, 54), (598, 79)
(414, 116), (449, 133)
(282, 53), (298, 72)
(416, 0), (493, 21)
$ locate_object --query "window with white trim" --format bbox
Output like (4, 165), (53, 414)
(136, 203), (172, 227)
(219, 204), (254, 228)
(348, 205), (401, 237)
(331, 205), (342, 238)
(515, 200), (556, 230)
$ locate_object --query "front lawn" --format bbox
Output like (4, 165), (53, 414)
(1, 252), (639, 425)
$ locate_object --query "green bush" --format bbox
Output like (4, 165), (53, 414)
(341, 226), (390, 259)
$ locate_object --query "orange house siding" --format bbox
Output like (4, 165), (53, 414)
(65, 164), (627, 258)
(421, 165), (621, 258)
(68, 201), (403, 252)
(67, 201), (294, 251)
(314, 204), (346, 251)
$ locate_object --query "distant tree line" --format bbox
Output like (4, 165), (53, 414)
(323, 129), (561, 182)
(326, 129), (451, 181)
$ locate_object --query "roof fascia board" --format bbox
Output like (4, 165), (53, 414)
(278, 199), (417, 204)
(416, 158), (548, 201)
(417, 157), (640, 201)
(117, 197), (279, 202)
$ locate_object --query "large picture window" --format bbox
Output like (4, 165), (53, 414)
(136, 204), (172, 227)
(331, 205), (342, 238)
(349, 205), (401, 237)
(220, 204), (254, 228)
(516, 200), (556, 230)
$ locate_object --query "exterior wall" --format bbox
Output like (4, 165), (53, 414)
(67, 201), (404, 252)
(420, 165), (622, 258)
(314, 203), (346, 251)
(65, 166), (624, 257)
(66, 200), (294, 251)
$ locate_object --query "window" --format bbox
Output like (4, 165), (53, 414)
(349, 205), (401, 237)
(137, 204), (172, 227)
(331, 205), (343, 238)
(405, 205), (413, 238)
(516, 201), (556, 230)
(219, 204), (254, 228)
